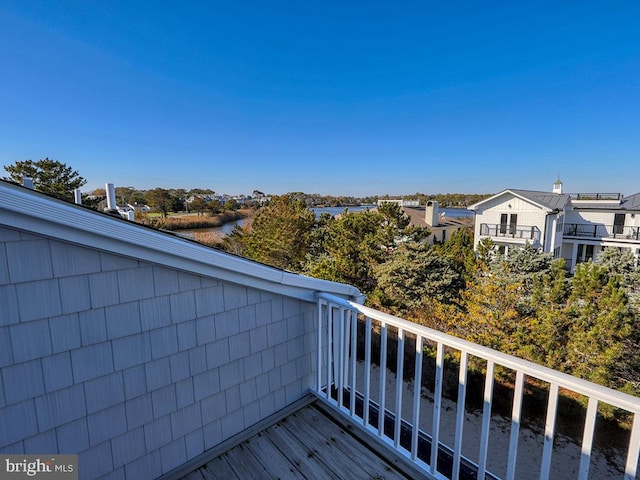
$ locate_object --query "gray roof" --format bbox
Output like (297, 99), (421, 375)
(509, 189), (570, 210)
(621, 193), (640, 210)
(469, 189), (570, 211)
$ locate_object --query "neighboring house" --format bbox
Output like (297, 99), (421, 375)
(127, 203), (151, 213)
(402, 201), (469, 245)
(470, 179), (640, 271)
(377, 198), (420, 207)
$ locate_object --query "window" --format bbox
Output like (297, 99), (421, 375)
(614, 213), (625, 235)
(577, 244), (595, 264)
(500, 214), (508, 234)
(509, 214), (517, 235)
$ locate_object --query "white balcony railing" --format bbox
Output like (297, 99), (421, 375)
(312, 292), (640, 480)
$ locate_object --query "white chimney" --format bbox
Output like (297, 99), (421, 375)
(105, 183), (117, 211)
(425, 200), (439, 227)
(23, 177), (34, 189)
(74, 188), (82, 205)
(552, 177), (563, 194)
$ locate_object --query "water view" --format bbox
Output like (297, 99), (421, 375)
(177, 205), (473, 239)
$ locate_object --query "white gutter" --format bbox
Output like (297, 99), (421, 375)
(0, 182), (364, 303)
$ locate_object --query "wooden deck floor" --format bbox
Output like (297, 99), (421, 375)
(181, 404), (411, 480)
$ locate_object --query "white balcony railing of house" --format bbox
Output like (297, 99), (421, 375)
(313, 292), (640, 480)
(479, 223), (541, 242)
(564, 223), (640, 241)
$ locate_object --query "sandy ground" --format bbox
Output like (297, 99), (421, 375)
(352, 362), (631, 480)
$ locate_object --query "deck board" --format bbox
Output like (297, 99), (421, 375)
(264, 421), (342, 480)
(181, 403), (411, 480)
(293, 406), (409, 480)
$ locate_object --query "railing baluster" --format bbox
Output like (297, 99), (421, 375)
(506, 370), (524, 480)
(411, 335), (423, 461)
(431, 342), (444, 475)
(578, 397), (598, 480)
(624, 413), (640, 480)
(363, 316), (372, 427)
(316, 300), (324, 393)
(326, 303), (333, 402)
(394, 328), (405, 448)
(378, 323), (388, 437)
(452, 351), (469, 480)
(337, 307), (345, 409)
(478, 360), (495, 479)
(540, 383), (559, 480)
(349, 309), (357, 416)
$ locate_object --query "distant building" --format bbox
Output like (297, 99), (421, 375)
(377, 198), (420, 207)
(401, 201), (470, 245)
(469, 179), (640, 271)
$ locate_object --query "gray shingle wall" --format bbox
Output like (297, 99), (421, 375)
(0, 225), (318, 479)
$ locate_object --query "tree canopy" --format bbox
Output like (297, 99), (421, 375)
(3, 158), (86, 201)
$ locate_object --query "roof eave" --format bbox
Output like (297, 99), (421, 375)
(469, 189), (554, 213)
(0, 182), (364, 303)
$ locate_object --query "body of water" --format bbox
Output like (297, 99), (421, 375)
(177, 205), (474, 239)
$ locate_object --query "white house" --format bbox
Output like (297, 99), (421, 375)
(470, 179), (640, 272)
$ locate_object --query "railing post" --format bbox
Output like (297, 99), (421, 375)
(578, 397), (598, 480)
(363, 317), (372, 427)
(478, 360), (495, 479)
(326, 303), (333, 402)
(316, 299), (323, 392)
(349, 309), (357, 416)
(431, 342), (444, 475)
(378, 323), (388, 437)
(337, 307), (345, 408)
(411, 335), (423, 461)
(452, 351), (469, 480)
(394, 328), (405, 448)
(540, 383), (559, 480)
(506, 371), (525, 480)
(624, 413), (640, 480)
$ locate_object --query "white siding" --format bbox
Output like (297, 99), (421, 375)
(473, 193), (549, 249)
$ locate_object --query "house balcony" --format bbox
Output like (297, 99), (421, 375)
(479, 223), (541, 245)
(564, 223), (640, 242)
(173, 293), (640, 480)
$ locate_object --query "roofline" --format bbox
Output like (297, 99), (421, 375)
(468, 189), (555, 212)
(0, 181), (364, 303)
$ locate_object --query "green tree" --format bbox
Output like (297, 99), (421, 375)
(231, 194), (315, 270)
(190, 197), (208, 216)
(145, 188), (173, 218)
(3, 158), (86, 201)
(305, 205), (428, 294)
(375, 242), (465, 312)
(564, 262), (637, 391)
(225, 198), (239, 211)
(524, 259), (571, 369)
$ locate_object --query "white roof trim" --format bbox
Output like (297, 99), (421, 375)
(468, 189), (553, 212)
(0, 182), (364, 303)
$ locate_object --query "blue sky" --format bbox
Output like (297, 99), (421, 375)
(1, 1), (639, 196)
